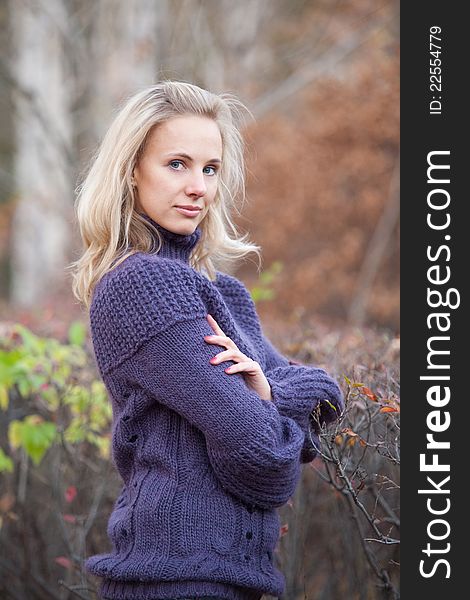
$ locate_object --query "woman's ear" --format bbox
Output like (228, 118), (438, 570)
(131, 165), (139, 187)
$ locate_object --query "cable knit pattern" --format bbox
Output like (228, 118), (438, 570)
(84, 216), (343, 600)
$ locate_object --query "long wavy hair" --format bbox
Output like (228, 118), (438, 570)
(69, 81), (262, 309)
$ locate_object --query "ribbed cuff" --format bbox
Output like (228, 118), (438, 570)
(267, 376), (320, 464)
(267, 376), (314, 429)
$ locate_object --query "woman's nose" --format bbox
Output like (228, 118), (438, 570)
(185, 171), (207, 198)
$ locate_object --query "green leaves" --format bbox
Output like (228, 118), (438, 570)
(0, 324), (86, 405)
(62, 381), (111, 458)
(0, 448), (13, 473)
(0, 385), (8, 410)
(68, 321), (87, 347)
(8, 416), (58, 466)
(0, 323), (112, 469)
(250, 261), (283, 304)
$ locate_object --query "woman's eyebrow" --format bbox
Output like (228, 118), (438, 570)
(164, 152), (221, 164)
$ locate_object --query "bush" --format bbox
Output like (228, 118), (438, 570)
(273, 323), (400, 600)
(0, 322), (113, 600)
(0, 321), (399, 600)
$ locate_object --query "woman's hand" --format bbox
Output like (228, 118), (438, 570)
(204, 314), (273, 401)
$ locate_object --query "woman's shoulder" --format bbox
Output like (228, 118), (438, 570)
(89, 253), (208, 375)
(93, 252), (197, 304)
(213, 270), (255, 307)
(214, 269), (244, 290)
(90, 252), (206, 330)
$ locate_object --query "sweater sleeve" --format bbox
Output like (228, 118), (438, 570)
(262, 333), (345, 463)
(213, 270), (344, 464)
(90, 254), (305, 509)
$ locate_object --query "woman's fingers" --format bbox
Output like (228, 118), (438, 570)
(203, 321), (272, 400)
(204, 317), (249, 366)
(204, 333), (237, 350)
(205, 314), (237, 348)
(224, 360), (258, 374)
(206, 313), (225, 336)
(210, 348), (247, 364)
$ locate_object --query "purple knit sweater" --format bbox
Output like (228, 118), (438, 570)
(84, 215), (344, 600)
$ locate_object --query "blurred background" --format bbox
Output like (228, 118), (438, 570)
(0, 1), (400, 599)
(0, 0), (399, 333)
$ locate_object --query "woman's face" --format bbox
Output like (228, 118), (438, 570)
(133, 114), (222, 235)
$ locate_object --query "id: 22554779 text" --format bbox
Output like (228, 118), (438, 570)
(429, 26), (443, 115)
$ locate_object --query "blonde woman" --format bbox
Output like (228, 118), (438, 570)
(72, 81), (343, 600)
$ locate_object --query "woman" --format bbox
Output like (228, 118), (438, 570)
(72, 81), (344, 600)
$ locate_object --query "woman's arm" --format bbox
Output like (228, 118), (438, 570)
(91, 255), (309, 509)
(262, 333), (291, 371)
(113, 317), (306, 509)
(213, 272), (344, 460)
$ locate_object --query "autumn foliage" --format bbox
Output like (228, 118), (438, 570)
(0, 317), (399, 600)
(239, 17), (399, 332)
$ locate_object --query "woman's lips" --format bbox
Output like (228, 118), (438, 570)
(174, 207), (202, 218)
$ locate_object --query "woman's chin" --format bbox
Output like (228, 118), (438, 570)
(167, 217), (200, 236)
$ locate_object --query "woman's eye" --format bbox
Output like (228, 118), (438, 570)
(169, 160), (184, 170)
(203, 165), (217, 176)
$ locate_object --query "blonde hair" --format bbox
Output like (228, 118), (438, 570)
(69, 81), (262, 309)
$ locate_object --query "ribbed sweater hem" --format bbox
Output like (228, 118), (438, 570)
(100, 578), (263, 600)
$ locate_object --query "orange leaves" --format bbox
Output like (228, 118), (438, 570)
(361, 386), (378, 402)
(243, 44), (400, 331)
(380, 405), (399, 414)
(358, 384), (400, 414)
(334, 379), (400, 457)
(335, 428), (367, 448)
(342, 427), (358, 439)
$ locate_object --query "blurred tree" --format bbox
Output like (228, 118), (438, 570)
(9, 0), (73, 307)
(87, 0), (162, 140)
(1, 0), (399, 332)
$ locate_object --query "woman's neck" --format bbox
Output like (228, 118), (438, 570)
(139, 212), (202, 263)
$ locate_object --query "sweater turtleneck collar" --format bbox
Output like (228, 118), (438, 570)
(139, 212), (202, 263)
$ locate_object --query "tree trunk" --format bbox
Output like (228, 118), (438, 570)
(88, 0), (162, 141)
(9, 0), (73, 308)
